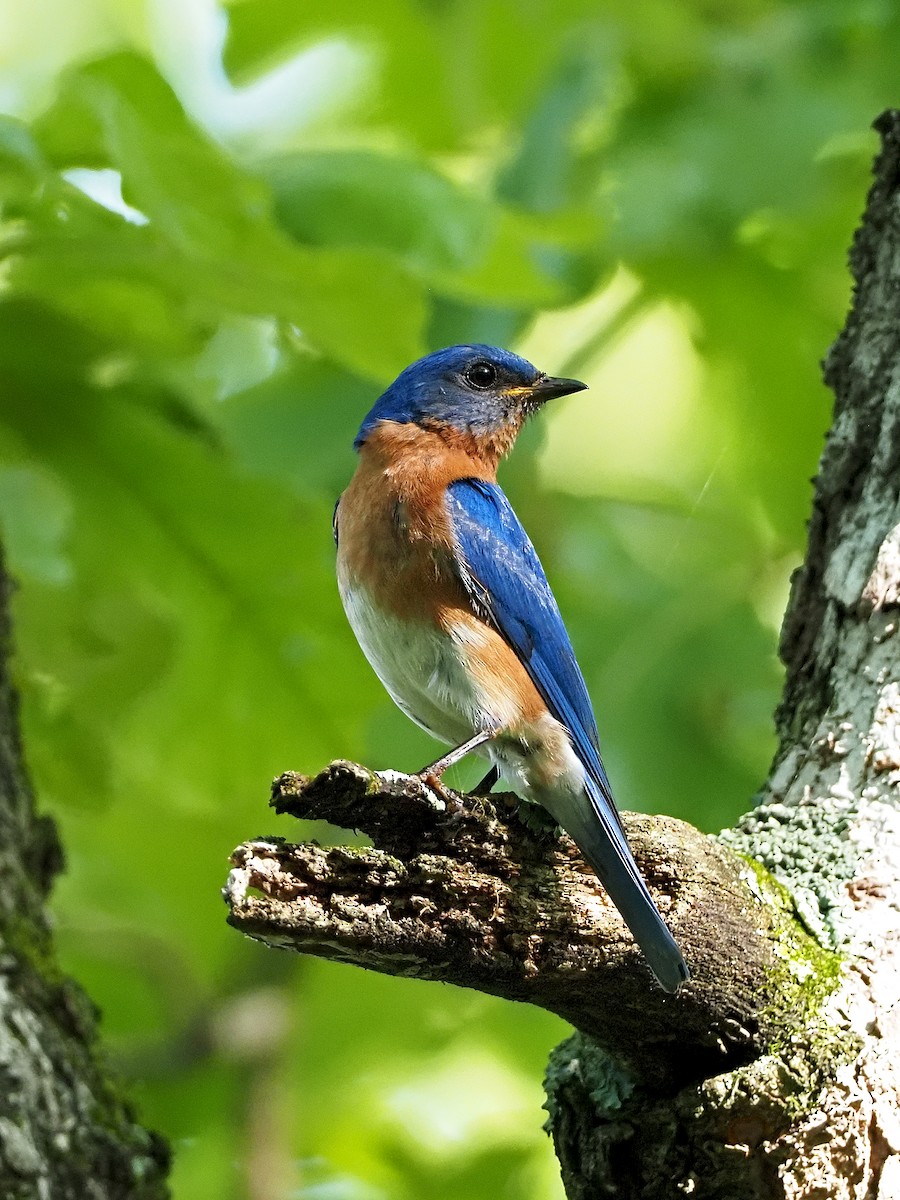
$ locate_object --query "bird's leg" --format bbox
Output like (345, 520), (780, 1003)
(417, 730), (495, 782)
(469, 766), (499, 796)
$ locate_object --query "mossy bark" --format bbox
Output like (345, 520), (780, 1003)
(0, 562), (170, 1198)
(226, 112), (900, 1197)
(229, 763), (838, 1088)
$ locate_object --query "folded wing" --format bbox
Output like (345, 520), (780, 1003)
(444, 477), (689, 992)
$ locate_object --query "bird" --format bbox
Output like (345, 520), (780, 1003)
(333, 344), (689, 993)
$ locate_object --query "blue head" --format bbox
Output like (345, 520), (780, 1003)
(354, 345), (587, 453)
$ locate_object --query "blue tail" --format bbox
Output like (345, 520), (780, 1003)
(549, 778), (690, 994)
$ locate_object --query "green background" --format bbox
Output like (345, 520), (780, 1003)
(0, 2), (895, 1197)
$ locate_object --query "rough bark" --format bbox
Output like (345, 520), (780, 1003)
(0, 562), (170, 1198)
(227, 764), (830, 1090)
(225, 112), (900, 1197)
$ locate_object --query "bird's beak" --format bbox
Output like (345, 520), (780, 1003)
(529, 374), (588, 402)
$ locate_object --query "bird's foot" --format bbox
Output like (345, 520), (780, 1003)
(415, 771), (499, 824)
(416, 770), (456, 804)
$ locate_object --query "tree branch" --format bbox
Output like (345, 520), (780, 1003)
(226, 762), (826, 1088)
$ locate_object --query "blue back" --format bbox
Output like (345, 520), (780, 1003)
(445, 478), (620, 817)
(446, 478), (691, 992)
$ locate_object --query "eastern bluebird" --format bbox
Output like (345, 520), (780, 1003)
(334, 344), (689, 992)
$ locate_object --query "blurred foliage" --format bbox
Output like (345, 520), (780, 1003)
(0, 1), (896, 1197)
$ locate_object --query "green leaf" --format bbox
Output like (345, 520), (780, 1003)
(266, 149), (607, 306)
(222, 0), (457, 146)
(28, 53), (428, 379)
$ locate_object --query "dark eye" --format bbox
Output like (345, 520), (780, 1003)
(465, 361), (497, 389)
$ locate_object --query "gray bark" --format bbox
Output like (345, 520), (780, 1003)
(0, 561), (170, 1198)
(228, 763), (827, 1088)
(225, 111), (900, 1197)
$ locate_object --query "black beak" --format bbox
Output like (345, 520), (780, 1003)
(530, 374), (588, 402)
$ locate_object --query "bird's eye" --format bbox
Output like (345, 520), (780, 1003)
(465, 361), (498, 389)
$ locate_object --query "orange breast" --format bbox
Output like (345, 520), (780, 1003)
(336, 419), (550, 737)
(448, 611), (550, 728)
(336, 421), (491, 624)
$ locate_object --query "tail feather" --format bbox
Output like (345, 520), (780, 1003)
(550, 779), (690, 994)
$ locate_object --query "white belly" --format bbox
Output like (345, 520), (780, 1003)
(339, 579), (483, 747)
(339, 580), (588, 813)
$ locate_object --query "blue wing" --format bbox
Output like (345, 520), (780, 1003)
(445, 477), (689, 992)
(444, 477), (618, 817)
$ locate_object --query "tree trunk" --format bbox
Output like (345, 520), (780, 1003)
(0, 559), (170, 1197)
(544, 107), (900, 1198)
(226, 111), (900, 1198)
